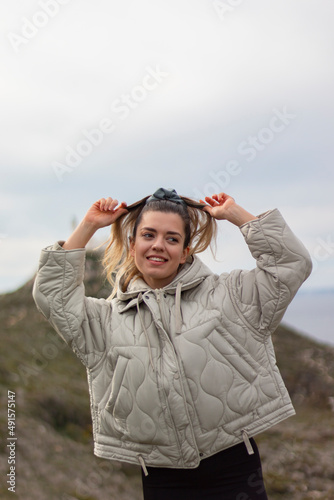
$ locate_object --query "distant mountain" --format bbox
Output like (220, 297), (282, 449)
(283, 288), (334, 346)
(298, 288), (334, 295)
(1, 250), (334, 499)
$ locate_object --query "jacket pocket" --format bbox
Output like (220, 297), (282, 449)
(208, 326), (268, 383)
(105, 355), (129, 418)
(98, 346), (172, 446)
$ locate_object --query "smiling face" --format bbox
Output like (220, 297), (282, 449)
(130, 210), (190, 289)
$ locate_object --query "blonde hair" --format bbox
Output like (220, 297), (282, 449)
(102, 195), (217, 297)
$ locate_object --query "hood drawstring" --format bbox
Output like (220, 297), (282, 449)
(135, 283), (183, 370)
(136, 294), (155, 372)
(175, 281), (183, 334)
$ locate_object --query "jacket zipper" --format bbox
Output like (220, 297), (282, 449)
(155, 289), (170, 335)
(153, 289), (200, 465)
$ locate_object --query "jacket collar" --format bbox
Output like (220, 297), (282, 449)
(116, 255), (212, 311)
(116, 255), (214, 369)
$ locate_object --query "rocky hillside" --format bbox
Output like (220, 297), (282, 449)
(1, 251), (334, 499)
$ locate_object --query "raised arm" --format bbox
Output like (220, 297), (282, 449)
(32, 196), (129, 367)
(63, 197), (128, 249)
(202, 193), (312, 336)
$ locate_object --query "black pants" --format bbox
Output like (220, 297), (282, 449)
(141, 439), (268, 500)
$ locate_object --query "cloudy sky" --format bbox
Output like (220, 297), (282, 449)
(1, 0), (334, 294)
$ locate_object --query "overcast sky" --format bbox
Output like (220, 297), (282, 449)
(1, 0), (334, 294)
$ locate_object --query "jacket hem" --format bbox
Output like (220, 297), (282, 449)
(93, 403), (295, 469)
(239, 404), (296, 438)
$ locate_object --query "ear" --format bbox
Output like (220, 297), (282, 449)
(180, 246), (190, 264)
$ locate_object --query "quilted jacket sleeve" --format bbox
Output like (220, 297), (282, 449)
(227, 209), (312, 337)
(32, 241), (111, 368)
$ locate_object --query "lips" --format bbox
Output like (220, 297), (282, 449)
(147, 256), (168, 262)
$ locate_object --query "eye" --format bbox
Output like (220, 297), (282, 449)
(142, 232), (154, 238)
(167, 237), (179, 243)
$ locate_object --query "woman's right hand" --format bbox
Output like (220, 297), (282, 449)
(62, 197), (128, 250)
(84, 197), (128, 230)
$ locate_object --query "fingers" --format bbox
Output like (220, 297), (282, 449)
(201, 194), (218, 202)
(99, 197), (117, 211)
(199, 197), (217, 211)
(211, 193), (225, 202)
(204, 195), (220, 207)
(201, 193), (233, 205)
(98, 198), (127, 212)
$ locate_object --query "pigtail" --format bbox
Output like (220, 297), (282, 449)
(181, 197), (217, 257)
(102, 196), (149, 297)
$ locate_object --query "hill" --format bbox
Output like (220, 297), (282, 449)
(283, 288), (334, 347)
(1, 250), (334, 499)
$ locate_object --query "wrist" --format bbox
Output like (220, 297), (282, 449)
(63, 219), (98, 250)
(224, 204), (258, 227)
(81, 217), (100, 234)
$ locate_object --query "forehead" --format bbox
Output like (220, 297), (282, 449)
(138, 210), (185, 233)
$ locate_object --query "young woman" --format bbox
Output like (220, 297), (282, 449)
(33, 188), (312, 499)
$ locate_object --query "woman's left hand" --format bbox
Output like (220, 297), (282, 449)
(200, 193), (236, 220)
(200, 193), (258, 226)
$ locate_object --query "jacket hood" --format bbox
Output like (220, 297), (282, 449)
(116, 254), (214, 303)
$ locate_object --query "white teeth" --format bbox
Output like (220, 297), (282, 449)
(148, 257), (166, 262)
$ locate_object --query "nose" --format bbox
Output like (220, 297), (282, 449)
(151, 236), (165, 251)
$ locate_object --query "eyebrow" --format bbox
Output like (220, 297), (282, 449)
(141, 227), (182, 238)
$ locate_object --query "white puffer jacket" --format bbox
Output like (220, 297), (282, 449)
(32, 209), (312, 472)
